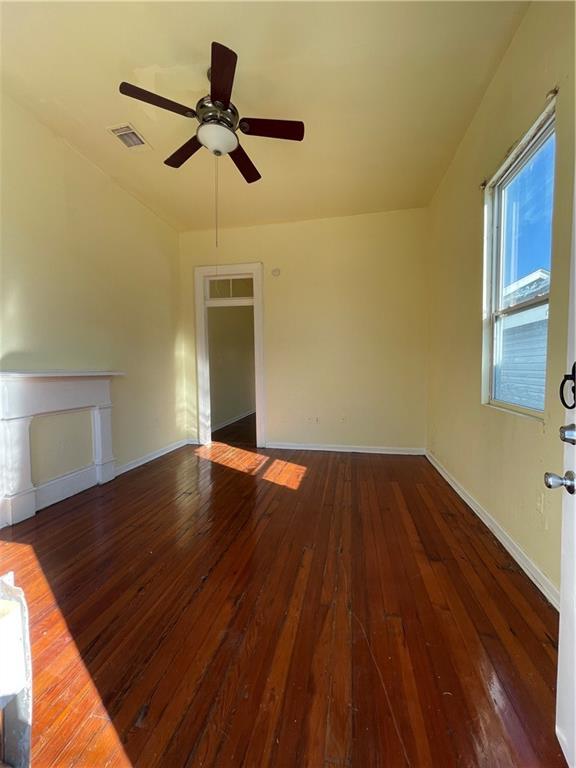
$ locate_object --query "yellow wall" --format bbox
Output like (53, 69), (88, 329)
(208, 306), (255, 431)
(1, 94), (184, 471)
(180, 209), (429, 449)
(427, 1), (574, 588)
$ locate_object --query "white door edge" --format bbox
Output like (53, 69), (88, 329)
(556, 188), (576, 768)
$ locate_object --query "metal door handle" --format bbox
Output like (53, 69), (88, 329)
(544, 470), (575, 494)
(559, 424), (576, 445)
(559, 363), (576, 410)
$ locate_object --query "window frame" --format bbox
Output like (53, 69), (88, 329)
(205, 275), (254, 305)
(482, 101), (556, 419)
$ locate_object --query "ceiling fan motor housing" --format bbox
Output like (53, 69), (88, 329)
(196, 96), (239, 131)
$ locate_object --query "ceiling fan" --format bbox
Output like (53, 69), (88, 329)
(119, 42), (305, 183)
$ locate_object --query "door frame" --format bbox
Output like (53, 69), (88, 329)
(556, 188), (576, 767)
(194, 262), (266, 447)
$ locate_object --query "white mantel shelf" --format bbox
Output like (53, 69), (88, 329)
(0, 371), (123, 528)
(0, 370), (124, 378)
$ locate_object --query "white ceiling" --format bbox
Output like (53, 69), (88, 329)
(1, 2), (527, 231)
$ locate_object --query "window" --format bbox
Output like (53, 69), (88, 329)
(484, 106), (556, 414)
(207, 277), (254, 300)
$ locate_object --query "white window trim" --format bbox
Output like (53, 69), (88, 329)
(482, 100), (556, 419)
(206, 276), (254, 303)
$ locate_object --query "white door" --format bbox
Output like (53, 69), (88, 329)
(553, 193), (576, 767)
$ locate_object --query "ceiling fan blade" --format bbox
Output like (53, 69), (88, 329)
(210, 42), (237, 107)
(229, 145), (261, 183)
(119, 82), (196, 118)
(164, 135), (202, 168)
(239, 118), (304, 141)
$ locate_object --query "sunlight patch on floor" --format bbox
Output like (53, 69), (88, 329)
(194, 444), (307, 489)
(1, 543), (134, 767)
(195, 443), (269, 474)
(262, 458), (307, 490)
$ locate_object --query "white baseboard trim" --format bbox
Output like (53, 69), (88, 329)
(211, 410), (256, 432)
(0, 438), (202, 527)
(266, 442), (425, 455)
(426, 451), (560, 610)
(35, 464), (98, 512)
(556, 728), (572, 768)
(115, 438), (198, 476)
(0, 489), (36, 527)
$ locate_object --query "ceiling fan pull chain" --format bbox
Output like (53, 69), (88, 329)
(215, 155), (219, 249)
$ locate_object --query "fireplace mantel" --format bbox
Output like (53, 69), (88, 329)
(0, 370), (123, 527)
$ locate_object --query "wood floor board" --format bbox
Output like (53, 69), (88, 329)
(0, 443), (565, 767)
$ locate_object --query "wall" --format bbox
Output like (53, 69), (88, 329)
(180, 208), (429, 450)
(208, 305), (255, 430)
(427, 1), (575, 590)
(0, 94), (184, 474)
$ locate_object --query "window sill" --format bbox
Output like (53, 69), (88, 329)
(483, 400), (545, 423)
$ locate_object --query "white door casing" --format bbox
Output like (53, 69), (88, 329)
(194, 263), (265, 447)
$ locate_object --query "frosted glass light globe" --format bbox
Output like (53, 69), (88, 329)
(197, 123), (238, 156)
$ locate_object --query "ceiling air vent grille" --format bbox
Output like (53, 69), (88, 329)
(108, 124), (149, 149)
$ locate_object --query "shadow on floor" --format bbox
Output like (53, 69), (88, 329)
(0, 445), (566, 767)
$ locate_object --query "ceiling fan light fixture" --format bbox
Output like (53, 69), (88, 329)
(197, 122), (238, 156)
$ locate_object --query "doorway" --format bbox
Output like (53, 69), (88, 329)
(208, 303), (256, 447)
(194, 263), (265, 447)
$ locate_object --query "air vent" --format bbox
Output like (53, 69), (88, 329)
(107, 124), (149, 150)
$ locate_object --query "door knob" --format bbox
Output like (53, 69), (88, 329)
(544, 470), (575, 494)
(559, 424), (576, 445)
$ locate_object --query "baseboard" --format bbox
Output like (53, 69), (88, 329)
(266, 442), (425, 455)
(211, 410), (256, 432)
(0, 489), (36, 527)
(556, 727), (574, 768)
(35, 464), (98, 512)
(115, 438), (198, 476)
(426, 451), (560, 610)
(0, 439), (201, 527)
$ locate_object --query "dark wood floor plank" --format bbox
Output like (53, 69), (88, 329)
(351, 458), (413, 766)
(241, 547), (314, 767)
(414, 480), (565, 766)
(425, 472), (559, 663)
(424, 462), (560, 629)
(243, 453), (337, 768)
(0, 448), (564, 768)
(211, 412), (256, 447)
(323, 457), (353, 768)
(432, 558), (542, 768)
(388, 481), (479, 767)
(86, 453), (303, 765)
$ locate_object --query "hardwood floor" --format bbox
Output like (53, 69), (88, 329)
(0, 445), (565, 767)
(211, 413), (256, 447)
